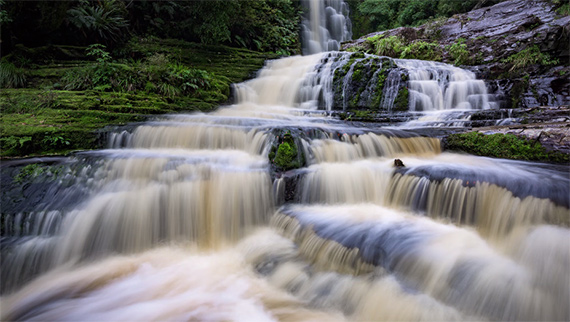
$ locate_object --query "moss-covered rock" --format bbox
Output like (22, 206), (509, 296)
(268, 131), (306, 172)
(393, 87), (409, 111)
(332, 54), (401, 111)
(443, 132), (569, 163)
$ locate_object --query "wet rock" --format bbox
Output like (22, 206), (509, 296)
(342, 0), (570, 109)
(394, 159), (405, 167)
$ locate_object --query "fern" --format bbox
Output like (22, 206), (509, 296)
(67, 0), (129, 43)
(502, 45), (559, 71)
(158, 83), (181, 98)
(0, 60), (27, 88)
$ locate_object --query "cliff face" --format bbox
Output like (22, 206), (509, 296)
(342, 0), (570, 109)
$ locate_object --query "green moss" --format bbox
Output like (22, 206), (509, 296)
(273, 142), (297, 170)
(352, 68), (363, 83)
(371, 62), (391, 108)
(351, 110), (375, 121)
(445, 132), (569, 163)
(393, 87), (409, 111)
(269, 132), (305, 171)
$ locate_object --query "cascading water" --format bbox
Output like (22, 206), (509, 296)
(301, 0), (352, 54)
(2, 4), (569, 322)
(395, 59), (495, 111)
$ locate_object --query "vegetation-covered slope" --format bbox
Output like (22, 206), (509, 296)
(0, 39), (278, 157)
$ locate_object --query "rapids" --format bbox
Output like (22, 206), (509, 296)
(1, 2), (569, 321)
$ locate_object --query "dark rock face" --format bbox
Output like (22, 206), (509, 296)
(342, 0), (570, 109)
(437, 0), (569, 62)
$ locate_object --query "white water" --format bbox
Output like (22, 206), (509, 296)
(2, 7), (569, 321)
(301, 0), (352, 54)
(395, 59), (494, 111)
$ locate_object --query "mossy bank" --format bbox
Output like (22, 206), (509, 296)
(1, 39), (278, 158)
(443, 131), (569, 163)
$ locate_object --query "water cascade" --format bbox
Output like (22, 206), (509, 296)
(1, 5), (569, 322)
(301, 0), (352, 54)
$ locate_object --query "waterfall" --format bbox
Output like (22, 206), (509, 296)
(301, 0), (352, 54)
(396, 59), (494, 111)
(2, 3), (569, 321)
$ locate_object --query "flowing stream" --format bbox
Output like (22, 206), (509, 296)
(1, 4), (569, 321)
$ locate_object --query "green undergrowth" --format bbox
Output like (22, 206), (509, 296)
(445, 132), (569, 163)
(1, 40), (276, 158)
(364, 35), (443, 62)
(501, 45), (559, 72)
(125, 38), (279, 83)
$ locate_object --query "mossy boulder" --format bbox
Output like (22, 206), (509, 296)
(268, 131), (306, 172)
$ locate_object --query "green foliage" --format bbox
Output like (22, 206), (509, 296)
(369, 36), (405, 57)
(42, 134), (71, 148)
(0, 59), (27, 88)
(400, 41), (442, 61)
(553, 0), (570, 16)
(273, 142), (297, 170)
(357, 0), (482, 32)
(0, 136), (33, 156)
(501, 45), (559, 71)
(61, 49), (214, 98)
(358, 0), (401, 31)
(372, 67), (388, 107)
(14, 164), (46, 183)
(86, 44), (112, 63)
(67, 0), (129, 44)
(3, 0), (301, 55)
(445, 132), (569, 163)
(446, 38), (470, 66)
(37, 90), (60, 109)
(0, 0), (11, 24)
(365, 36), (441, 61)
(126, 0), (301, 55)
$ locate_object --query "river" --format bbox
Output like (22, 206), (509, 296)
(1, 1), (569, 321)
